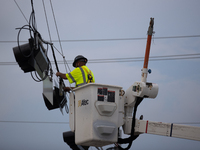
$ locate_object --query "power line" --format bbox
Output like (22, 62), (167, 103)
(1, 120), (200, 125)
(14, 0), (29, 23)
(84, 56), (200, 64)
(42, 0), (52, 43)
(1, 35), (200, 43)
(0, 120), (69, 124)
(53, 35), (200, 42)
(81, 53), (200, 63)
(48, 0), (71, 73)
(173, 122), (200, 125)
(57, 56), (200, 64)
(49, 0), (63, 53)
(12, 0), (200, 44)
(1, 53), (200, 66)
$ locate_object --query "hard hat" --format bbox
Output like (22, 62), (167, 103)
(73, 55), (88, 67)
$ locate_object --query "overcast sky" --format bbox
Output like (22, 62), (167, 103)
(0, 0), (200, 150)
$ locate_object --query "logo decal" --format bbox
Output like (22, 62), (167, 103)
(78, 99), (89, 107)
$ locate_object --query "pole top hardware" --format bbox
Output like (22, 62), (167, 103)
(147, 18), (155, 36)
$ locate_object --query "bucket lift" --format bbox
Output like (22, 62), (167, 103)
(63, 18), (200, 149)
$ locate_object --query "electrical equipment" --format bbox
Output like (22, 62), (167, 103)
(13, 37), (67, 111)
(13, 39), (35, 73)
(13, 38), (49, 78)
(43, 86), (65, 110)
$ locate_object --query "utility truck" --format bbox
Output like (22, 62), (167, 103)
(13, 15), (200, 150)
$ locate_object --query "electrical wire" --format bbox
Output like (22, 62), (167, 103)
(0, 120), (199, 125)
(13, 0), (69, 100)
(16, 25), (34, 58)
(44, 0), (74, 94)
(49, 0), (71, 73)
(0, 120), (69, 124)
(40, 1), (70, 113)
(2, 34), (200, 43)
(118, 98), (143, 149)
(173, 122), (200, 125)
(14, 0), (29, 23)
(59, 53), (200, 64)
(49, 0), (62, 53)
(29, 0), (37, 33)
(51, 35), (200, 42)
(42, 0), (52, 43)
(14, 0), (54, 83)
(1, 53), (200, 66)
(12, 0), (200, 44)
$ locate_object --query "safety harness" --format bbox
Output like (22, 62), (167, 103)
(81, 66), (94, 83)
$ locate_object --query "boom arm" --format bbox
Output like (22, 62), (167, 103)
(135, 119), (200, 141)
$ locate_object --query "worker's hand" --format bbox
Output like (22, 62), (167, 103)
(64, 87), (71, 93)
(56, 72), (61, 77)
(64, 87), (75, 93)
(56, 72), (67, 79)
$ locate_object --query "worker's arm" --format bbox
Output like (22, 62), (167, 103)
(56, 72), (68, 80)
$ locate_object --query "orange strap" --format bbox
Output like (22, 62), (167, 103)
(81, 66), (90, 74)
(81, 66), (94, 83)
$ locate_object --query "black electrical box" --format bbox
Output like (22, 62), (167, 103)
(13, 39), (35, 73)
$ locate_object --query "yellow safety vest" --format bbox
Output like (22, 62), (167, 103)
(66, 65), (95, 87)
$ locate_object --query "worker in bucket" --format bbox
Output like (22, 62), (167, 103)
(56, 55), (95, 92)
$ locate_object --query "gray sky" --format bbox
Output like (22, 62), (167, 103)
(0, 0), (200, 150)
